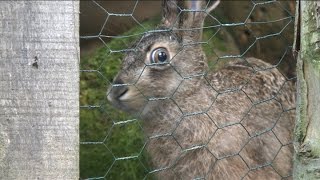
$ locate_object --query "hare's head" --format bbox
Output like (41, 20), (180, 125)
(108, 0), (220, 114)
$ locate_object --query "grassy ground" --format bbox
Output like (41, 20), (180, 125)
(80, 17), (237, 179)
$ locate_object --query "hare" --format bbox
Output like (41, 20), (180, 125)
(107, 0), (296, 179)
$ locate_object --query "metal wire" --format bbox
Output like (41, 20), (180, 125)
(80, 1), (296, 179)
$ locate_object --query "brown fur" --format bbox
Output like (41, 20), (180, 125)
(108, 0), (295, 179)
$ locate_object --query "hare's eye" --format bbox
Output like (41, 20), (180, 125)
(150, 48), (169, 64)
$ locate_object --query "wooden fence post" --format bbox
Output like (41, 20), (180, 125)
(0, 1), (79, 179)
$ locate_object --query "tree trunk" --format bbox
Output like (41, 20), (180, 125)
(294, 1), (320, 179)
(0, 1), (79, 179)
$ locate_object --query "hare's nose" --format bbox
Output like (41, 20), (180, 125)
(108, 78), (129, 101)
(113, 78), (124, 85)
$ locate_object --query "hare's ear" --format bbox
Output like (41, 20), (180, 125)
(161, 0), (180, 28)
(180, 0), (220, 41)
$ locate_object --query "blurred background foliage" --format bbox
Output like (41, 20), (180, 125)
(80, 1), (295, 179)
(80, 20), (157, 179)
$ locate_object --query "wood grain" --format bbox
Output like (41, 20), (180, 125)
(0, 1), (79, 179)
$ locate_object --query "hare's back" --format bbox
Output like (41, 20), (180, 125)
(204, 57), (295, 179)
(208, 57), (295, 105)
(207, 57), (295, 134)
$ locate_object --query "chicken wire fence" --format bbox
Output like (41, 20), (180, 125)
(80, 0), (296, 179)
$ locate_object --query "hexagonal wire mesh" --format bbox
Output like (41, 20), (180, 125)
(80, 0), (296, 179)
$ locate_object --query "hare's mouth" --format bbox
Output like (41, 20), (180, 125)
(107, 86), (145, 113)
(107, 84), (128, 100)
(118, 88), (129, 100)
